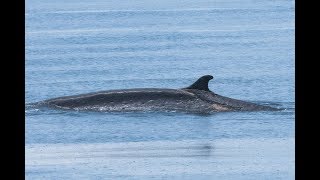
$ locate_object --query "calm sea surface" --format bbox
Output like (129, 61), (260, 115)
(26, 0), (294, 179)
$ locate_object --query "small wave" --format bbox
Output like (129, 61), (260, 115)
(26, 25), (294, 35)
(251, 101), (294, 111)
(25, 102), (45, 115)
(35, 8), (273, 14)
(26, 102), (40, 109)
(25, 108), (39, 113)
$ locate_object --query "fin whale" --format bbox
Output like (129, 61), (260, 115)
(37, 75), (278, 113)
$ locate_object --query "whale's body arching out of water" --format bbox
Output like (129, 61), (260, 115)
(37, 75), (278, 113)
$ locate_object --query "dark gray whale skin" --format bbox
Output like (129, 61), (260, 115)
(39, 75), (278, 113)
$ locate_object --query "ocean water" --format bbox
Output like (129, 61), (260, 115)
(26, 0), (295, 179)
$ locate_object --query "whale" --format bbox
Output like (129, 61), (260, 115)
(36, 75), (278, 113)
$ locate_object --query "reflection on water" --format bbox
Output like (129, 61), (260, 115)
(79, 144), (213, 158)
(25, 138), (294, 179)
(26, 141), (214, 163)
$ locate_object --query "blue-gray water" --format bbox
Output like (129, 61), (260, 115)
(26, 0), (295, 179)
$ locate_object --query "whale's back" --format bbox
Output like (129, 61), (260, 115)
(42, 88), (213, 112)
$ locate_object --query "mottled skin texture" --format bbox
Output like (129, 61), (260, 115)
(40, 75), (278, 113)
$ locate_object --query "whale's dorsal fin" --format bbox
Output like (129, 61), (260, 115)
(184, 75), (213, 91)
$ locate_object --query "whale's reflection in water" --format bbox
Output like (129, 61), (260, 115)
(26, 140), (215, 164)
(25, 138), (294, 179)
(96, 142), (214, 158)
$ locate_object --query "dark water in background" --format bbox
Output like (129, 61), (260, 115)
(26, 0), (294, 179)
